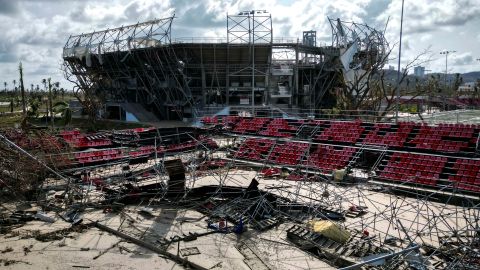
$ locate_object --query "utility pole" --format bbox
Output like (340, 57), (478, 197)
(440, 50), (456, 111)
(395, 0), (405, 123)
(48, 78), (54, 129)
(19, 62), (26, 115)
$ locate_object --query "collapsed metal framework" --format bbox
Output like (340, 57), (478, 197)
(63, 16), (195, 120)
(329, 18), (389, 96)
(62, 14), (389, 120)
(1, 123), (479, 269)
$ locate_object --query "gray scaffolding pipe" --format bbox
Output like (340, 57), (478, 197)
(339, 244), (420, 270)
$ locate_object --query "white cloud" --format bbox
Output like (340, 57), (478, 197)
(0, 0), (479, 89)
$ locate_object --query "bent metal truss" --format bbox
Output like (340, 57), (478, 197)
(63, 12), (387, 120)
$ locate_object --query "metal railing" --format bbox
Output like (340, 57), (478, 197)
(198, 106), (480, 124)
(171, 37), (327, 46)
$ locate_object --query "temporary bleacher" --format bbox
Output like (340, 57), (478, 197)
(58, 117), (480, 196)
(407, 123), (475, 153)
(447, 158), (480, 192)
(222, 116), (480, 196)
(259, 118), (299, 138)
(61, 130), (112, 148)
(232, 117), (271, 134)
(225, 117), (480, 155)
(201, 116), (219, 125)
(74, 149), (124, 164)
(233, 138), (357, 174)
(267, 141), (309, 165)
(306, 145), (357, 173)
(315, 121), (365, 144)
(234, 138), (275, 161)
(376, 152), (446, 187)
(362, 122), (414, 147)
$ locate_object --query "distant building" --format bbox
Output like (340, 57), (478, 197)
(388, 65), (395, 71)
(457, 82), (476, 93)
(414, 66), (425, 77)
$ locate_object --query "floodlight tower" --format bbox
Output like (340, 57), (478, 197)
(395, 0), (405, 123)
(440, 50), (456, 111)
(228, 10), (271, 115)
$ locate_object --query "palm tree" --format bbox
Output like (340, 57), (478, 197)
(41, 79), (47, 92)
(30, 84), (34, 92)
(41, 78), (48, 119)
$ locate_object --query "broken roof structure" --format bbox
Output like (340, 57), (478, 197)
(62, 13), (388, 121)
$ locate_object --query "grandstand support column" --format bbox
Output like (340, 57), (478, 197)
(200, 44), (206, 108)
(226, 20), (230, 106)
(295, 43), (299, 108)
(251, 10), (255, 116)
(265, 52), (271, 106)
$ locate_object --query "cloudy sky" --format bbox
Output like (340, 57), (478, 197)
(0, 0), (479, 90)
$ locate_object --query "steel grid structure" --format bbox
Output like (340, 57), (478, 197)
(2, 125), (479, 269)
(62, 14), (390, 121)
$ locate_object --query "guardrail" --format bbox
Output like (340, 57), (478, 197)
(197, 107), (480, 124)
(172, 37), (327, 46)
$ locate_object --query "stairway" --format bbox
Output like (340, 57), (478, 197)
(121, 102), (160, 123)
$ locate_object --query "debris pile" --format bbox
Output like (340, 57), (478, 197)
(0, 122), (479, 269)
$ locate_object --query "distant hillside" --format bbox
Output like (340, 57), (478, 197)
(381, 69), (480, 85)
(458, 71), (480, 83)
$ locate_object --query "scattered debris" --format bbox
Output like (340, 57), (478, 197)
(0, 258), (31, 266)
(180, 247), (201, 256)
(0, 247), (13, 253)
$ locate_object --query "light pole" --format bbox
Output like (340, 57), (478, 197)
(395, 0), (405, 123)
(239, 10), (258, 116)
(440, 50), (456, 111)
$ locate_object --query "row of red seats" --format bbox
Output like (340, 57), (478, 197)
(378, 169), (439, 186)
(305, 145), (356, 173)
(259, 119), (298, 138)
(77, 152), (124, 164)
(61, 131), (113, 149)
(70, 139), (112, 148)
(128, 146), (155, 157)
(363, 123), (413, 147)
(60, 130), (81, 136)
(223, 117), (480, 154)
(391, 152), (448, 162)
(222, 116), (241, 126)
(233, 118), (270, 133)
(315, 121), (364, 144)
(448, 175), (480, 192)
(235, 138), (275, 161)
(449, 158), (480, 190)
(449, 159), (480, 190)
(166, 140), (198, 152)
(268, 142), (309, 165)
(408, 125), (474, 152)
(233, 139), (357, 174)
(74, 149), (121, 159)
(130, 127), (157, 133)
(201, 116), (219, 125)
(378, 153), (446, 186)
(437, 123), (479, 129)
